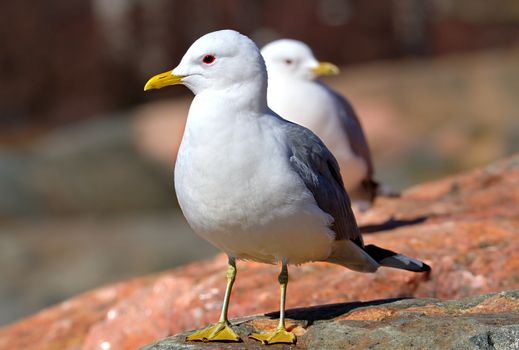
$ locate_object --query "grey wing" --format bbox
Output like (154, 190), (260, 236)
(321, 83), (374, 179)
(282, 120), (363, 245)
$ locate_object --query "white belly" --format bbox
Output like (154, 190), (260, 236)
(174, 115), (335, 264)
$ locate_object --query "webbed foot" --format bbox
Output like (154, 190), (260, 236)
(186, 321), (240, 342)
(249, 327), (296, 345)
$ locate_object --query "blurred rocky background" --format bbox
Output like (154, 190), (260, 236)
(0, 0), (518, 326)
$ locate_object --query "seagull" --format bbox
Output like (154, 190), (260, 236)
(261, 39), (379, 208)
(144, 29), (430, 345)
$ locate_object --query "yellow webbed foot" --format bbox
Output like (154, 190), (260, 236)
(249, 327), (296, 345)
(186, 321), (240, 342)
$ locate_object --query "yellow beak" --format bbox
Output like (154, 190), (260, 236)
(144, 70), (183, 91)
(312, 62), (340, 76)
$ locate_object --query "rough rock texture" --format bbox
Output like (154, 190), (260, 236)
(142, 290), (519, 350)
(0, 155), (518, 350)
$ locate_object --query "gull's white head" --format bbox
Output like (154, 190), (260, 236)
(261, 39), (339, 81)
(144, 29), (267, 95)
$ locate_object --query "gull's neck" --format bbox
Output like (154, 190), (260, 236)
(193, 80), (268, 117)
(235, 81), (268, 113)
(182, 81), (269, 150)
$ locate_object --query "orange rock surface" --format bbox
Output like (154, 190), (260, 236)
(0, 155), (517, 350)
(141, 290), (519, 350)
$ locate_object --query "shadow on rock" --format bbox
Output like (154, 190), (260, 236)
(359, 216), (427, 234)
(264, 298), (409, 326)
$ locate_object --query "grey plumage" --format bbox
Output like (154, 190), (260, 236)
(281, 117), (362, 244)
(280, 116), (430, 274)
(322, 84), (374, 178)
(322, 83), (379, 200)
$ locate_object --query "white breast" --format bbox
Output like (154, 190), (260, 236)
(174, 96), (335, 264)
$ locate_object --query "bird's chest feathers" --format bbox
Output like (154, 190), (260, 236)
(175, 110), (296, 232)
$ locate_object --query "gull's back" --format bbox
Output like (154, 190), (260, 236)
(280, 117), (362, 243)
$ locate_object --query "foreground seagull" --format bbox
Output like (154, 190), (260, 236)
(262, 39), (378, 206)
(144, 29), (430, 345)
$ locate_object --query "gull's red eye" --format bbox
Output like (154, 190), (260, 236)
(202, 54), (216, 64)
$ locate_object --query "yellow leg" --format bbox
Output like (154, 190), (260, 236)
(186, 257), (241, 342)
(250, 260), (296, 345)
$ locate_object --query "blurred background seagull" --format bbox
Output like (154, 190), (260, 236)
(144, 29), (430, 345)
(262, 39), (383, 208)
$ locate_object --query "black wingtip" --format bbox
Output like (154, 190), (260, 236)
(364, 244), (431, 273)
(420, 261), (432, 272)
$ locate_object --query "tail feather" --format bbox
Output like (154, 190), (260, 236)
(363, 244), (431, 272)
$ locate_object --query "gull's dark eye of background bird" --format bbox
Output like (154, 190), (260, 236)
(0, 2), (518, 349)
